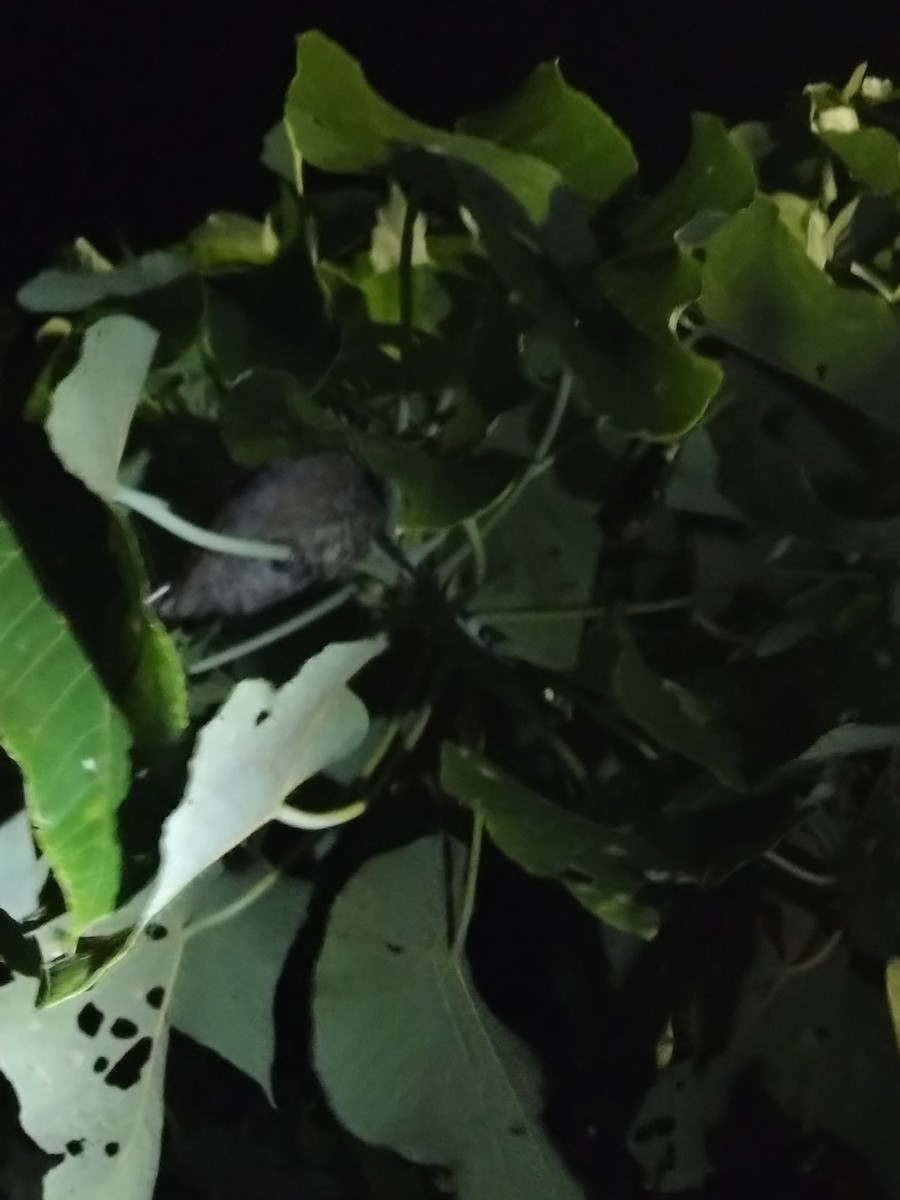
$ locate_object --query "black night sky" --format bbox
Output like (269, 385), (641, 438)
(4, 0), (900, 299)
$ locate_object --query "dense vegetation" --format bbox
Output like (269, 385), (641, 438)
(1, 33), (900, 1199)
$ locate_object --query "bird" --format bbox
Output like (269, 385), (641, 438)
(155, 451), (384, 620)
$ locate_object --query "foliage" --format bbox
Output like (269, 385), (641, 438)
(1, 33), (900, 1199)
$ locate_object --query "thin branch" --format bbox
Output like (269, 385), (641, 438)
(187, 584), (356, 676)
(764, 848), (837, 887)
(452, 815), (485, 960)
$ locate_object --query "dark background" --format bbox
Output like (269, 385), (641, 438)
(4, 0), (900, 299)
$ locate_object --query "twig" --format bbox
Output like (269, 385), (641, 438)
(186, 584), (356, 675)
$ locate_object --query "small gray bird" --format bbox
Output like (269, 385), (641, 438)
(156, 451), (384, 620)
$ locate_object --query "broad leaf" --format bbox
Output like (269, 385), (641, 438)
(696, 196), (900, 434)
(614, 628), (743, 787)
(17, 250), (190, 313)
(0, 814), (183, 1200)
(171, 862), (311, 1101)
(624, 114), (756, 249)
(46, 315), (159, 502)
(456, 61), (636, 207)
(469, 470), (602, 669)
(0, 513), (132, 931)
(144, 637), (384, 921)
(285, 31), (572, 227)
(314, 835), (586, 1200)
(441, 744), (657, 936)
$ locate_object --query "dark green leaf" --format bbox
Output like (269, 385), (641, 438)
(441, 744), (657, 936)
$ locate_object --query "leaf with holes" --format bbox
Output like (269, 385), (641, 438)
(144, 636), (384, 922)
(314, 835), (586, 1200)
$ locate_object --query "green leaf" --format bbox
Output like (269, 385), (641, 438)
(696, 195), (900, 434)
(314, 835), (587, 1200)
(456, 61), (636, 207)
(46, 315), (159, 502)
(0, 513), (132, 931)
(351, 432), (519, 531)
(441, 745), (657, 936)
(145, 637), (385, 921)
(202, 245), (340, 387)
(171, 863), (311, 1101)
(220, 367), (343, 466)
(106, 513), (188, 747)
(17, 250), (190, 313)
(469, 470), (603, 669)
(285, 31), (571, 228)
(451, 158), (717, 437)
(180, 211), (279, 270)
(614, 628), (743, 787)
(886, 959), (900, 1052)
(624, 114), (756, 249)
(820, 127), (900, 194)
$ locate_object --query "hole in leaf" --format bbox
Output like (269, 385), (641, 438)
(104, 1142), (120, 1157)
(66, 1140), (84, 1156)
(105, 1038), (153, 1090)
(93, 1057), (109, 1073)
(77, 1003), (104, 1037)
(255, 709), (271, 726)
(111, 1017), (139, 1040)
(145, 924), (168, 941)
(146, 986), (165, 1009)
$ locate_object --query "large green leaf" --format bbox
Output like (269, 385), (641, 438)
(695, 195), (900, 433)
(46, 315), (159, 502)
(351, 431), (519, 532)
(0, 513), (132, 931)
(624, 114), (756, 249)
(313, 835), (586, 1200)
(171, 862), (310, 1101)
(451, 157), (718, 437)
(468, 470), (603, 670)
(456, 61), (636, 207)
(285, 31), (573, 227)
(441, 744), (657, 936)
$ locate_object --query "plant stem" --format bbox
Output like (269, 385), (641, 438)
(764, 848), (836, 887)
(437, 372), (572, 589)
(186, 584), (356, 676)
(452, 814), (484, 960)
(117, 485), (291, 560)
(272, 798), (367, 830)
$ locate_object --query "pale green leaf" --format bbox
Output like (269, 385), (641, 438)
(145, 637), (385, 921)
(46, 315), (159, 502)
(17, 251), (189, 313)
(314, 836), (586, 1200)
(171, 863), (311, 1101)
(0, 513), (132, 931)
